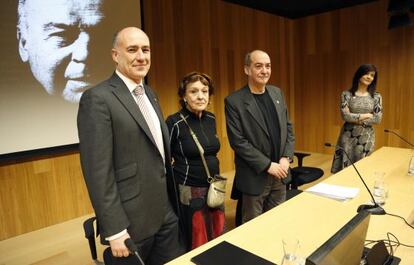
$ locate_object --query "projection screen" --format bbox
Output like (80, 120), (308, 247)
(0, 0), (141, 156)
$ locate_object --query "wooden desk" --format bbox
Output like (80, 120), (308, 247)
(167, 147), (414, 264)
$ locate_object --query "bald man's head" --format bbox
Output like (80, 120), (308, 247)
(244, 50), (271, 88)
(111, 27), (151, 83)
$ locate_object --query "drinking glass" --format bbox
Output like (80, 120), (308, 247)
(372, 172), (386, 206)
(281, 238), (299, 265)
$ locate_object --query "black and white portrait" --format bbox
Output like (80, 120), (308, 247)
(0, 0), (140, 155)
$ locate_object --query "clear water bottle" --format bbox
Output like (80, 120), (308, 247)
(408, 155), (414, 176)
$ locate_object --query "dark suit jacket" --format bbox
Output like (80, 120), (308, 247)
(225, 85), (295, 196)
(78, 72), (176, 243)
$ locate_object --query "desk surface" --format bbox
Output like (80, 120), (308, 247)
(167, 147), (414, 265)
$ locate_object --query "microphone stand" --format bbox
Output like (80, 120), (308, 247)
(325, 143), (386, 215)
(125, 238), (146, 265)
(384, 129), (414, 176)
(384, 129), (414, 148)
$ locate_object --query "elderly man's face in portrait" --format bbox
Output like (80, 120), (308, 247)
(17, 0), (104, 102)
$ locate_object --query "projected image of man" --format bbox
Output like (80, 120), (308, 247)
(17, 0), (104, 103)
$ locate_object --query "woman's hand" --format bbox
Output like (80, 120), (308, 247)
(359, 113), (373, 120)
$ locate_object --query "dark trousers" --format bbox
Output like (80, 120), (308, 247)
(107, 206), (183, 265)
(136, 207), (184, 265)
(104, 207), (184, 265)
(241, 176), (286, 224)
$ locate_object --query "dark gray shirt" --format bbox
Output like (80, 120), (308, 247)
(253, 89), (281, 162)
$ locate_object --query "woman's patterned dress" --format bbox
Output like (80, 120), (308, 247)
(331, 91), (383, 173)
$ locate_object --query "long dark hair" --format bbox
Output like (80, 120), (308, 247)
(349, 64), (378, 97)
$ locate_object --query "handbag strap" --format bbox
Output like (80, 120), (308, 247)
(179, 113), (213, 182)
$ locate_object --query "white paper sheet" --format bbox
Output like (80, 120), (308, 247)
(305, 183), (360, 201)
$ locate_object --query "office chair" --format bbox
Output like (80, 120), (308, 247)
(83, 217), (138, 265)
(84, 216), (104, 265)
(286, 152), (324, 200)
(234, 153), (324, 226)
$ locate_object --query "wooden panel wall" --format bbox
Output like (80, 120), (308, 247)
(0, 153), (92, 240)
(143, 0), (295, 173)
(292, 0), (414, 153)
(2, 0), (414, 240)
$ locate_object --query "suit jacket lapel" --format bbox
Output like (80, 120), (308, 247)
(109, 74), (158, 149)
(244, 86), (269, 137)
(144, 85), (171, 159)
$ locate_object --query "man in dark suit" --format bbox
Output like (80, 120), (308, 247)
(77, 27), (181, 264)
(225, 50), (295, 224)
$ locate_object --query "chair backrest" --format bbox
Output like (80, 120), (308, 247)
(291, 152), (324, 188)
(83, 216), (98, 261)
(83, 216), (142, 265)
(286, 152), (324, 200)
(104, 248), (141, 265)
(294, 152), (311, 167)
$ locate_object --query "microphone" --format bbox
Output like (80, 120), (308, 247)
(384, 129), (414, 148)
(125, 238), (146, 265)
(324, 143), (386, 215)
(384, 129), (414, 176)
